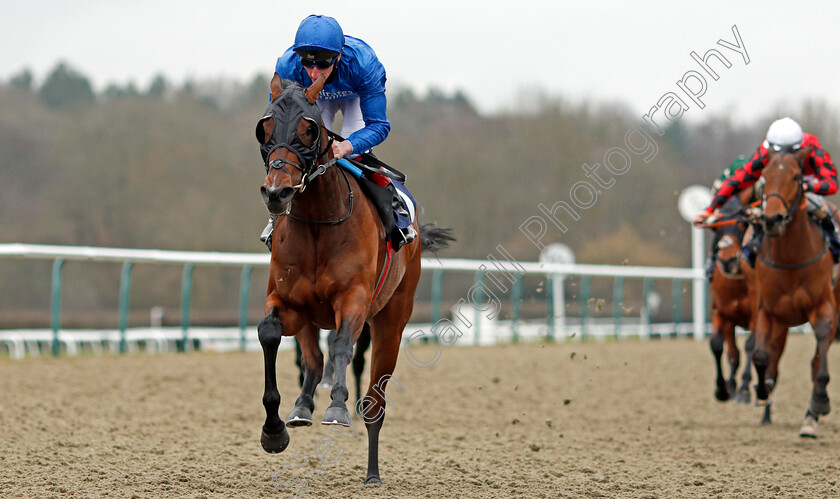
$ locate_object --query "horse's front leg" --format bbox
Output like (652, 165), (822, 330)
(752, 309), (772, 404)
(258, 304), (290, 453)
(723, 321), (741, 398)
(322, 290), (369, 427)
(753, 316), (787, 426)
(735, 332), (755, 404)
(710, 314), (731, 401)
(287, 324), (323, 427)
(800, 301), (836, 438)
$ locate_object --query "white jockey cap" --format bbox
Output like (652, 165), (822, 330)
(765, 117), (803, 150)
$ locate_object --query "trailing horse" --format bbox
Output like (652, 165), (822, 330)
(706, 196), (754, 403)
(254, 73), (453, 483)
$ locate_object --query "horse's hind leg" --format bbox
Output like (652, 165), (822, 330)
(287, 324), (323, 427)
(321, 329), (337, 388)
(735, 332), (755, 404)
(361, 311), (408, 485)
(258, 307), (290, 453)
(800, 303), (836, 438)
(353, 324), (372, 402)
(322, 295), (368, 427)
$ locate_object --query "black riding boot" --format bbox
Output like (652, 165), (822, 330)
(820, 218), (840, 263)
(260, 215), (276, 251)
(705, 253), (716, 282)
(741, 228), (762, 268)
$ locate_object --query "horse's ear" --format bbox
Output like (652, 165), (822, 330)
(304, 73), (326, 104)
(796, 145), (813, 163)
(270, 73), (282, 101)
(256, 116), (274, 144)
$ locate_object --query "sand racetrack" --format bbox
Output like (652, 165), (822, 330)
(3, 335), (840, 498)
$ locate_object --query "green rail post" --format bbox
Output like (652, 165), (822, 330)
(511, 273), (522, 343)
(238, 265), (253, 351)
(473, 271), (485, 345)
(642, 277), (653, 339)
(118, 261), (134, 353)
(580, 275), (591, 341)
(672, 278), (682, 338)
(180, 263), (195, 353)
(50, 258), (65, 356)
(545, 274), (554, 342)
(613, 276), (624, 340)
(430, 268), (443, 323)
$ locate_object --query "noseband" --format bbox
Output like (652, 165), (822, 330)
(761, 172), (803, 233)
(265, 135), (334, 193)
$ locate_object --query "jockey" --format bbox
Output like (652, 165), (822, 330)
(260, 14), (416, 250)
(694, 117), (840, 265)
(702, 155), (757, 280)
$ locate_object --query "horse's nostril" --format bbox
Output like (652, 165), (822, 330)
(279, 187), (294, 203)
(765, 214), (783, 228)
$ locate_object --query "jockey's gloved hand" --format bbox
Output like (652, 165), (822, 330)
(693, 211), (714, 227)
(746, 207), (762, 224)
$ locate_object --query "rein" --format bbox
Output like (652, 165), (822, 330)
(287, 165), (355, 225)
(758, 237), (828, 270)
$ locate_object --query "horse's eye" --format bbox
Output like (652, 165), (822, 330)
(306, 125), (316, 136)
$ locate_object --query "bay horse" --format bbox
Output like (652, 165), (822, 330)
(751, 145), (839, 437)
(255, 73), (452, 483)
(708, 196), (754, 402)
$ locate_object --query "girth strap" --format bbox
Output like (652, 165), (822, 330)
(371, 241), (395, 305)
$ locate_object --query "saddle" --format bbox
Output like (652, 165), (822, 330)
(337, 154), (416, 253)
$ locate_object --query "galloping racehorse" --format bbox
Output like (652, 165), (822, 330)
(751, 146), (840, 437)
(255, 73), (452, 483)
(708, 197), (754, 402)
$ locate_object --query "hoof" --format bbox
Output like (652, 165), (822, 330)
(286, 406), (313, 428)
(726, 379), (737, 395)
(734, 388), (751, 405)
(260, 426), (290, 453)
(364, 475), (382, 486)
(810, 398), (831, 416)
(715, 386), (730, 402)
(799, 414), (819, 439)
(760, 402), (772, 426)
(321, 406), (351, 427)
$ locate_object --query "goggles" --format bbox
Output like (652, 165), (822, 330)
(769, 142), (802, 152)
(299, 54), (338, 69)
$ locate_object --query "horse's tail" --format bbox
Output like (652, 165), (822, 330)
(419, 223), (455, 253)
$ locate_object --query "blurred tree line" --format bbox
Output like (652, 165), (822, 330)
(1, 62), (838, 327)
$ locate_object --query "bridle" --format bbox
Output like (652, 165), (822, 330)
(265, 132), (338, 192)
(714, 234), (745, 279)
(761, 161), (804, 236)
(757, 156), (828, 269)
(259, 85), (353, 225)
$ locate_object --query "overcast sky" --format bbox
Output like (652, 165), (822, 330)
(2, 0), (839, 124)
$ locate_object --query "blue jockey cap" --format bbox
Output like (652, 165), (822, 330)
(292, 15), (345, 56)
